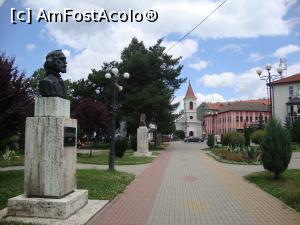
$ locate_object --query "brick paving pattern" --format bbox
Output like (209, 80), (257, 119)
(92, 142), (300, 225)
(91, 148), (172, 225)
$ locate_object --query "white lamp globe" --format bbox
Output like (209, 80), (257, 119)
(118, 85), (123, 91)
(277, 67), (283, 74)
(123, 72), (130, 79)
(265, 64), (272, 71)
(111, 68), (119, 76)
(256, 69), (262, 76)
(105, 73), (111, 79)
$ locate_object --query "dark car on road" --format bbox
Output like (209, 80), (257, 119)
(184, 136), (200, 142)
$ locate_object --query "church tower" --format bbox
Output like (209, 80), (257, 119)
(183, 82), (198, 136)
(175, 81), (202, 138)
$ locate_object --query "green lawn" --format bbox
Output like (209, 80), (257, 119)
(77, 150), (160, 165)
(0, 169), (134, 210)
(245, 169), (300, 212)
(291, 143), (300, 152)
(0, 154), (24, 167)
(0, 150), (160, 168)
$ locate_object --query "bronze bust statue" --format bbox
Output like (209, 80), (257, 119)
(139, 113), (147, 127)
(39, 50), (67, 98)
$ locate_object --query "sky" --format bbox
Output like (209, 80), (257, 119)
(1, 0), (300, 111)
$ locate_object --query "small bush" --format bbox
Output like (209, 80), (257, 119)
(115, 138), (128, 158)
(251, 130), (265, 145)
(221, 132), (245, 147)
(130, 135), (137, 151)
(291, 119), (300, 143)
(207, 134), (214, 148)
(261, 118), (292, 179)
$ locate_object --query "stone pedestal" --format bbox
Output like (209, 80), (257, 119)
(134, 126), (152, 157)
(7, 190), (88, 219)
(7, 97), (89, 220)
(24, 117), (77, 197)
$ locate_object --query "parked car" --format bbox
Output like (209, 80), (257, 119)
(214, 135), (221, 144)
(199, 136), (204, 142)
(184, 136), (200, 142)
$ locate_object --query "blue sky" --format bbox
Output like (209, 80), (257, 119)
(1, 0), (300, 109)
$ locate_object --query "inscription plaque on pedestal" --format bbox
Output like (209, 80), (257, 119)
(64, 127), (76, 147)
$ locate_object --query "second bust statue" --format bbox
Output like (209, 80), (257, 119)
(39, 50), (67, 98)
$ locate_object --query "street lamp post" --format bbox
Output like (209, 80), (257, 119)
(105, 68), (130, 171)
(256, 64), (283, 117)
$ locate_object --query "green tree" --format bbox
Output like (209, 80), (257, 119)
(261, 118), (292, 179)
(291, 119), (300, 143)
(174, 130), (185, 139)
(207, 134), (214, 149)
(28, 68), (46, 96)
(119, 38), (185, 136)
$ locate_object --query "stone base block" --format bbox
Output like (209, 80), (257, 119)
(134, 151), (152, 157)
(35, 97), (70, 117)
(7, 190), (88, 219)
(137, 126), (149, 155)
(2, 200), (108, 225)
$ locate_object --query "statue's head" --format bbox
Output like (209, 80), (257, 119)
(44, 50), (67, 74)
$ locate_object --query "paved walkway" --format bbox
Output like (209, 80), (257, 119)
(91, 142), (300, 225)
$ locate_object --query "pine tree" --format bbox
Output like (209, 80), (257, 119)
(261, 118), (292, 179)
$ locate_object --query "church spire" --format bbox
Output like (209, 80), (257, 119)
(184, 81), (196, 99)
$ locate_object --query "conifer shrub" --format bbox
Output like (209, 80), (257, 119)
(207, 134), (214, 149)
(130, 135), (137, 151)
(115, 138), (128, 158)
(261, 118), (292, 179)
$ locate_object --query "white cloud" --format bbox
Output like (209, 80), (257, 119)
(22, 0), (298, 80)
(200, 72), (236, 88)
(163, 39), (198, 60)
(0, 0), (5, 7)
(218, 44), (247, 53)
(195, 93), (226, 105)
(26, 43), (36, 51)
(248, 52), (264, 62)
(62, 49), (70, 58)
(198, 61), (300, 99)
(189, 60), (210, 71)
(273, 44), (300, 58)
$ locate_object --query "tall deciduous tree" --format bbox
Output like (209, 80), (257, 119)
(73, 97), (111, 140)
(0, 53), (33, 151)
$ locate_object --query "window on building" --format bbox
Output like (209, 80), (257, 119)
(190, 116), (193, 119)
(298, 85), (300, 96)
(255, 117), (258, 121)
(265, 117), (267, 122)
(246, 116), (249, 122)
(240, 116), (243, 122)
(189, 101), (193, 110)
(236, 116), (239, 122)
(289, 86), (294, 97)
(250, 117), (252, 122)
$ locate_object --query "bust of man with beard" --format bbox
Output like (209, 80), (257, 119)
(39, 50), (67, 98)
